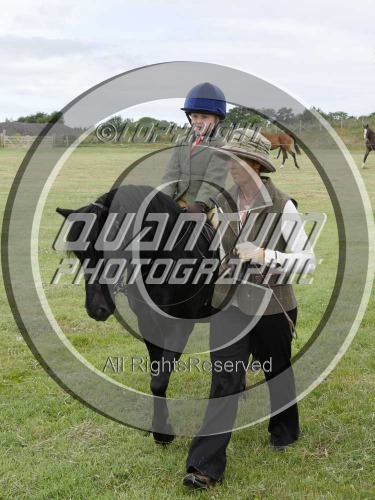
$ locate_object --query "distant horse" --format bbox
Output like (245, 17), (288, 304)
(56, 185), (218, 445)
(263, 132), (301, 169)
(362, 124), (375, 169)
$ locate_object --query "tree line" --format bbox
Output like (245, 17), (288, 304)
(4, 111), (64, 124)
(5, 106), (374, 128)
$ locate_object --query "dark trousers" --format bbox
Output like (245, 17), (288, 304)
(186, 306), (300, 481)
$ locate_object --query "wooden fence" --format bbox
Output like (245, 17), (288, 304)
(0, 131), (56, 148)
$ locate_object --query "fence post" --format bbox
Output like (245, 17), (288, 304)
(2, 129), (5, 147)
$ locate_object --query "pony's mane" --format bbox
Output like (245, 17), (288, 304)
(108, 185), (181, 218)
(68, 185), (184, 258)
(104, 185), (183, 242)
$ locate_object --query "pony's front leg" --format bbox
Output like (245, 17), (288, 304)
(362, 149), (370, 169)
(145, 320), (193, 445)
(145, 341), (176, 445)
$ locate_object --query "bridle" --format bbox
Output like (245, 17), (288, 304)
(89, 201), (134, 297)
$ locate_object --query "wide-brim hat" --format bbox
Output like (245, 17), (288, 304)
(220, 128), (276, 173)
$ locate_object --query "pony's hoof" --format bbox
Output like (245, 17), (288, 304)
(362, 164), (369, 169)
(153, 432), (175, 445)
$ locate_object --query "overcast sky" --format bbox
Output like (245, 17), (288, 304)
(1, 0), (374, 124)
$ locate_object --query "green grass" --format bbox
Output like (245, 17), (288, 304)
(1, 145), (374, 499)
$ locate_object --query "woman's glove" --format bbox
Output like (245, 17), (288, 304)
(235, 242), (265, 264)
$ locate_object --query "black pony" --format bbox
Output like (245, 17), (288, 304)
(362, 124), (375, 169)
(56, 185), (218, 444)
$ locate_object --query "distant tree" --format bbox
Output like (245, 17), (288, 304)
(49, 111), (64, 124)
(258, 108), (277, 121)
(107, 115), (125, 130)
(136, 116), (159, 124)
(275, 107), (294, 123)
(157, 120), (171, 127)
(17, 111), (64, 124)
(18, 112), (45, 123)
(327, 111), (350, 121)
(223, 106), (263, 126)
(297, 107), (329, 122)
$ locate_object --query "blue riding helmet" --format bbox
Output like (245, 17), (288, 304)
(181, 82), (226, 119)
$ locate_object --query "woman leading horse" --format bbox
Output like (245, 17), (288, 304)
(183, 129), (316, 490)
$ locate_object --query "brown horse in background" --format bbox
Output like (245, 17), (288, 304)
(263, 132), (301, 169)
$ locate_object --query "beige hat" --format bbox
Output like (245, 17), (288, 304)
(221, 128), (276, 173)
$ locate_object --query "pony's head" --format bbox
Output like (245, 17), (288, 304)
(55, 186), (183, 322)
(363, 124), (374, 142)
(56, 197), (116, 322)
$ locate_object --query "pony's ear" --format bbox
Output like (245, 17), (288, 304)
(56, 207), (74, 218)
(290, 198), (298, 209)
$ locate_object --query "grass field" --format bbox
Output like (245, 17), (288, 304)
(1, 144), (374, 499)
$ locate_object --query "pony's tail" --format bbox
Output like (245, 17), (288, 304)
(290, 134), (302, 155)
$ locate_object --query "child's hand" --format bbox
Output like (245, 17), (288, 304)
(184, 202), (207, 213)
